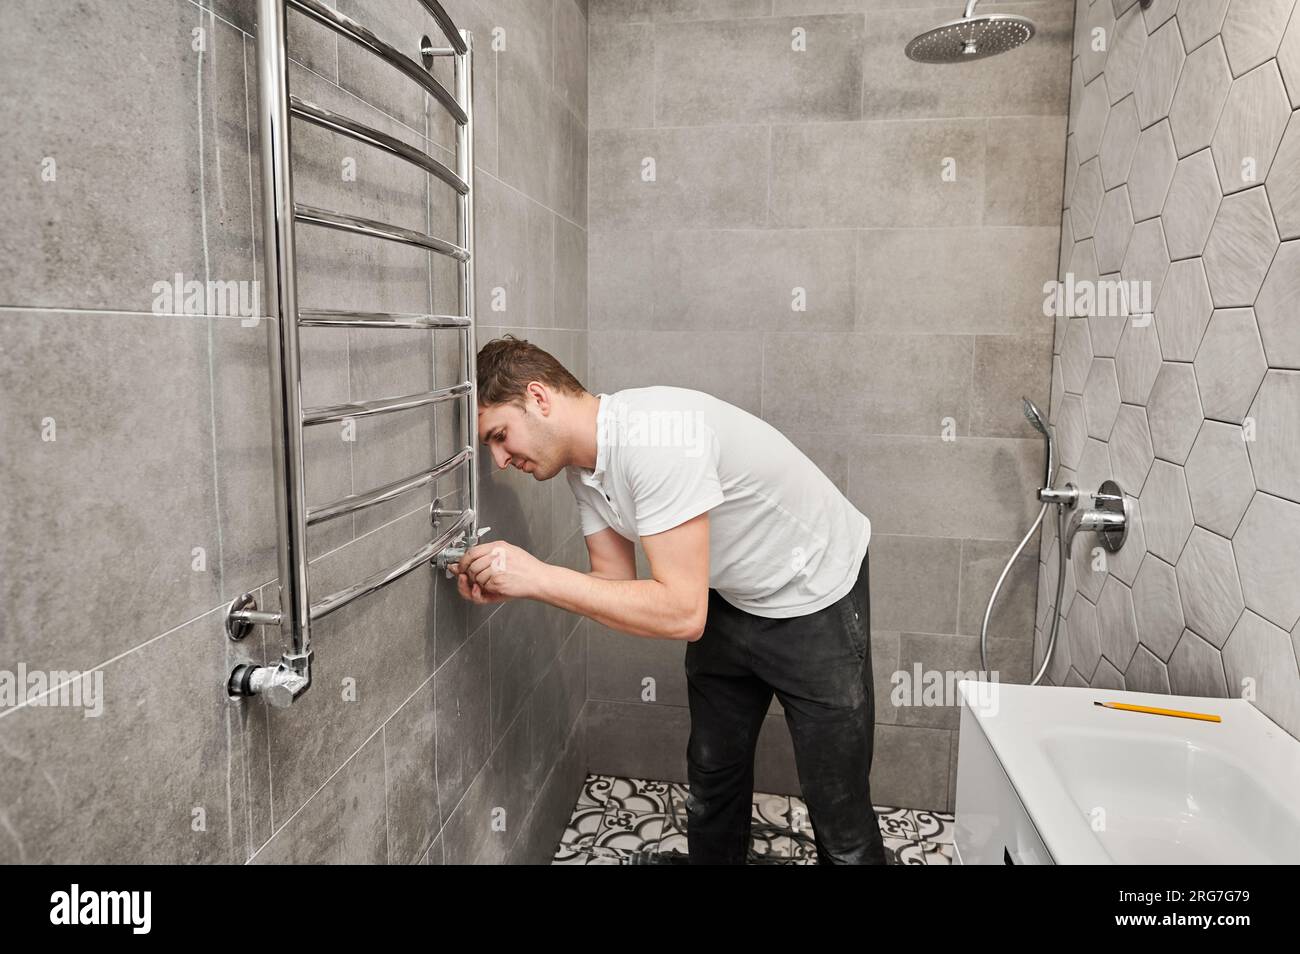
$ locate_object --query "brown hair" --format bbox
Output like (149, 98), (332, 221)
(476, 334), (587, 409)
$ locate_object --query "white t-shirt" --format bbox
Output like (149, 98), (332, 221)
(565, 386), (871, 619)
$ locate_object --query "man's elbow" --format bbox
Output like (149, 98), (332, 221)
(671, 604), (707, 641)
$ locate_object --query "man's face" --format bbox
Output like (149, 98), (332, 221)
(478, 396), (563, 480)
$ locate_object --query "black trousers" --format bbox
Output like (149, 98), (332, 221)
(683, 548), (886, 864)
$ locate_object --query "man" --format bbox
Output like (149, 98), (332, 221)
(454, 335), (886, 865)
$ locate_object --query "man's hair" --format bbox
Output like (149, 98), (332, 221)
(476, 334), (588, 410)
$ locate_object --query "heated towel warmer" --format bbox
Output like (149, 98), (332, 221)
(225, 0), (481, 708)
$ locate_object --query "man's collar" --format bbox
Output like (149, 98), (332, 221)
(590, 392), (610, 480)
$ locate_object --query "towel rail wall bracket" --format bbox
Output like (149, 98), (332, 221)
(226, 0), (480, 709)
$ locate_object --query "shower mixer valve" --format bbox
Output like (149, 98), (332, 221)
(1064, 479), (1130, 555)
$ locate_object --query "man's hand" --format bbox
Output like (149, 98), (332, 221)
(454, 540), (552, 603)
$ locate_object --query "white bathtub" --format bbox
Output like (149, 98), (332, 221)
(952, 680), (1300, 864)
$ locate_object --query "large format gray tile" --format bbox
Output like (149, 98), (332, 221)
(588, 22), (654, 128)
(1099, 94), (1141, 188)
(857, 228), (1058, 336)
(769, 119), (986, 228)
(590, 125), (765, 229)
(0, 0), (253, 312)
(654, 14), (865, 125)
(0, 313), (223, 674)
(764, 333), (973, 437)
(0, 603), (237, 863)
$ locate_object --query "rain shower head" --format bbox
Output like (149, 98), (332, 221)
(904, 0), (1035, 63)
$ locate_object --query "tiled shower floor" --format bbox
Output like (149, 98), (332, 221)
(553, 774), (956, 865)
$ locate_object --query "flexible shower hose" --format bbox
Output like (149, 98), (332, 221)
(979, 499), (1067, 685)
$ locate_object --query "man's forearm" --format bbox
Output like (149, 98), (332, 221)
(536, 565), (694, 640)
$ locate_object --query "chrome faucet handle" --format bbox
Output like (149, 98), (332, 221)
(1063, 479), (1130, 555)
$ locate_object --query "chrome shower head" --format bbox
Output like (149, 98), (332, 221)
(1021, 396), (1057, 492)
(1021, 397), (1049, 436)
(905, 0), (1035, 63)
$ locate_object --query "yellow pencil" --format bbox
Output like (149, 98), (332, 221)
(1093, 701), (1221, 723)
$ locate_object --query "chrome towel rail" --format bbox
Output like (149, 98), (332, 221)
(226, 0), (480, 710)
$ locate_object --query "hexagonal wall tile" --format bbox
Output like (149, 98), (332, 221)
(1177, 0), (1231, 55)
(1061, 317), (1094, 393)
(1097, 575), (1140, 671)
(1280, 3), (1300, 108)
(1079, 0), (1116, 83)
(1184, 420), (1256, 535)
(1154, 258), (1214, 361)
(1077, 77), (1113, 162)
(1142, 0), (1179, 33)
(1057, 392), (1089, 471)
(1203, 187), (1281, 306)
(1266, 114), (1300, 240)
(1167, 629), (1229, 697)
(1147, 362), (1204, 463)
(1109, 403), (1155, 491)
(1175, 526), (1246, 647)
(1161, 148), (1223, 260)
(1131, 552), (1186, 660)
(1064, 135), (1081, 211)
(1070, 157), (1105, 240)
(1127, 120), (1178, 221)
(1255, 240), (1300, 367)
(1106, 3), (1149, 104)
(1094, 187), (1135, 273)
(1222, 610), (1300, 735)
(1169, 37), (1233, 157)
(1067, 595), (1103, 679)
(1100, 95), (1141, 188)
(1083, 358), (1122, 438)
(1233, 491), (1300, 630)
(1210, 61), (1291, 194)
(1135, 21), (1185, 128)
(1141, 459), (1195, 560)
(1245, 370), (1300, 503)
(1114, 316), (1163, 404)
(1108, 494), (1148, 584)
(1125, 644), (1172, 692)
(1220, 0), (1297, 76)
(1120, 217), (1171, 308)
(1194, 308), (1267, 423)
